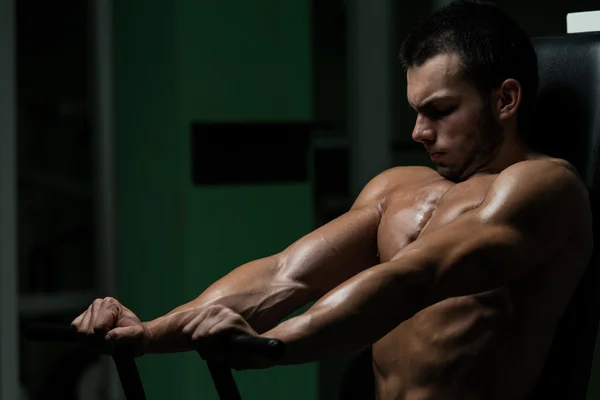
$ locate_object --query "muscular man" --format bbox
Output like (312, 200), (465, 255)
(72, 1), (593, 399)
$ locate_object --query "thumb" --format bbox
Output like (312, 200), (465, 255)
(106, 325), (149, 357)
(106, 325), (142, 342)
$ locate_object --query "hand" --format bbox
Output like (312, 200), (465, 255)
(71, 297), (151, 356)
(171, 304), (274, 370)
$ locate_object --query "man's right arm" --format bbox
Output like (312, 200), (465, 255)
(72, 166), (432, 354)
(145, 168), (398, 342)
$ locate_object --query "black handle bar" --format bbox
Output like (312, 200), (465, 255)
(22, 322), (285, 400)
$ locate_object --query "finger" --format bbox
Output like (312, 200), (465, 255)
(205, 315), (240, 338)
(92, 298), (120, 334)
(73, 301), (95, 332)
(71, 310), (88, 331)
(185, 307), (226, 359)
(190, 304), (237, 340)
(88, 300), (100, 334)
(81, 306), (94, 334)
(106, 325), (141, 342)
(191, 307), (245, 345)
(181, 307), (213, 339)
(206, 308), (249, 337)
(196, 313), (249, 362)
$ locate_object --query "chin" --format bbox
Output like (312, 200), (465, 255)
(436, 164), (467, 183)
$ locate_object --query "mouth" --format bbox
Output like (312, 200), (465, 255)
(429, 152), (444, 161)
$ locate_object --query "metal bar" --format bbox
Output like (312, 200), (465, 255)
(204, 335), (284, 399)
(207, 362), (242, 400)
(90, 0), (118, 397)
(19, 291), (98, 317)
(347, 0), (395, 197)
(113, 352), (147, 400)
(91, 0), (116, 309)
(0, 0), (19, 398)
(432, 0), (454, 10)
(23, 323), (147, 400)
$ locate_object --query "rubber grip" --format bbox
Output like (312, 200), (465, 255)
(22, 322), (80, 342)
(226, 334), (285, 360)
(22, 322), (115, 354)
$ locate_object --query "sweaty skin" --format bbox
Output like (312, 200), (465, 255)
(262, 161), (592, 400)
(73, 161), (591, 400)
(71, 53), (593, 400)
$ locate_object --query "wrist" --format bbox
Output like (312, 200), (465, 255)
(262, 315), (311, 366)
(140, 318), (162, 355)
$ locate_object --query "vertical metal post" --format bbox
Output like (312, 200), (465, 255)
(431, 0), (453, 11)
(0, 0), (19, 398)
(91, 0), (119, 398)
(91, 0), (116, 298)
(347, 0), (395, 197)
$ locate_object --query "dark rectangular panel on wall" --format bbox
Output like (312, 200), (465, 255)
(191, 121), (330, 185)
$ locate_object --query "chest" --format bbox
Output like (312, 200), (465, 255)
(377, 178), (493, 262)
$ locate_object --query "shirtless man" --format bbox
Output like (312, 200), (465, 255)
(72, 1), (593, 399)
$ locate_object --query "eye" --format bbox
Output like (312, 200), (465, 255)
(429, 106), (455, 119)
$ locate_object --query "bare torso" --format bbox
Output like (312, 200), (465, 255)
(371, 164), (590, 400)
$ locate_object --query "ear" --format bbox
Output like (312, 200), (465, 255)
(494, 78), (522, 121)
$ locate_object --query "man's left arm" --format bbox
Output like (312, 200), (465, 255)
(261, 160), (592, 366)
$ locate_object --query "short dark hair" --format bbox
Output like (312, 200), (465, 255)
(399, 0), (538, 135)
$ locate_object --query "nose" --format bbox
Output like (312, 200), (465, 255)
(411, 115), (436, 145)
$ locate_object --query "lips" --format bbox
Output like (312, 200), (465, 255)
(430, 152), (443, 161)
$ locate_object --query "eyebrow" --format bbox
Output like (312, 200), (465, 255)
(409, 94), (456, 111)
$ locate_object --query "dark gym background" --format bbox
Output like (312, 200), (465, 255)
(1, 0), (599, 399)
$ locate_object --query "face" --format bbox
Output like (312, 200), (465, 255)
(407, 53), (503, 181)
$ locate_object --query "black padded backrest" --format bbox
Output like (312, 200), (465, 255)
(531, 32), (600, 185)
(531, 32), (600, 400)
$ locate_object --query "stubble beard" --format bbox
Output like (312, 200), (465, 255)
(437, 101), (504, 182)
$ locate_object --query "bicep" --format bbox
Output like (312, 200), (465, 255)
(278, 205), (382, 297)
(405, 217), (537, 300)
(277, 168), (415, 296)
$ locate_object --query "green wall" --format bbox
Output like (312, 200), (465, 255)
(114, 1), (317, 399)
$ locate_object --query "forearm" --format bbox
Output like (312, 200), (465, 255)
(261, 218), (531, 364)
(143, 255), (316, 353)
(263, 253), (434, 365)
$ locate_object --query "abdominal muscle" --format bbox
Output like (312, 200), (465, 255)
(370, 236), (582, 400)
(371, 289), (516, 400)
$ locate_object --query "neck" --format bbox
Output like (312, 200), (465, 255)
(469, 134), (540, 179)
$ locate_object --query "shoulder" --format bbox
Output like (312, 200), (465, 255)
(352, 166), (440, 209)
(481, 158), (590, 233)
(366, 166), (440, 190)
(492, 158), (586, 198)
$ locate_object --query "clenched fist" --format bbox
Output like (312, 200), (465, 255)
(71, 297), (151, 356)
(166, 304), (273, 370)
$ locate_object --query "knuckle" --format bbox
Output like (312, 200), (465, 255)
(181, 324), (193, 336)
(214, 305), (232, 318)
(102, 297), (118, 305)
(219, 306), (232, 315)
(207, 304), (222, 313)
(93, 320), (108, 330)
(220, 308), (240, 323)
